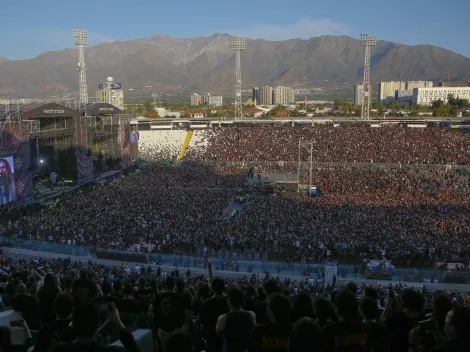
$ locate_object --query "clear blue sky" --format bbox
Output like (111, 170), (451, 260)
(2, 0), (469, 60)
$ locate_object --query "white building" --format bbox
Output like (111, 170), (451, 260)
(407, 81), (433, 90)
(273, 86), (295, 105)
(190, 93), (202, 106)
(412, 87), (470, 106)
(378, 81), (406, 103)
(96, 81), (124, 111)
(156, 107), (181, 118)
(354, 84), (372, 106)
(260, 86), (273, 105)
(208, 95), (223, 107)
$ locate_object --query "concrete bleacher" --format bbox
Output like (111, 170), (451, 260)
(139, 130), (187, 161)
(185, 129), (209, 155)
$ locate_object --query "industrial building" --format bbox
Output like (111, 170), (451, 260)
(354, 84), (372, 106)
(412, 87), (470, 105)
(96, 78), (124, 110)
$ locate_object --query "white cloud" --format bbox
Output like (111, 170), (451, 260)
(227, 17), (350, 41)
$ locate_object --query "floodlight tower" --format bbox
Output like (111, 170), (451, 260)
(360, 34), (376, 120)
(73, 29), (89, 109)
(230, 38), (246, 120)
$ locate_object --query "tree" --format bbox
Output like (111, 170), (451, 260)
(142, 101), (154, 113)
(432, 99), (444, 109)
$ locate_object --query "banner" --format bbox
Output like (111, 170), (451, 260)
(75, 117), (94, 184)
(1, 121), (34, 207)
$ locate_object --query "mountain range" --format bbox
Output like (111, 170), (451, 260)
(0, 34), (470, 97)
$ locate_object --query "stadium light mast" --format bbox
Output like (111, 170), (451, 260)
(74, 29), (89, 110)
(360, 34), (376, 120)
(230, 38), (246, 120)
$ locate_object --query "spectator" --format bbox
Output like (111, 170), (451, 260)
(37, 273), (62, 324)
(34, 292), (77, 352)
(11, 283), (40, 330)
(165, 330), (193, 352)
(51, 303), (138, 352)
(320, 290), (372, 351)
(360, 297), (391, 352)
(197, 277), (229, 352)
(216, 285), (255, 352)
(289, 317), (321, 352)
(291, 292), (315, 323)
(430, 306), (470, 352)
(383, 288), (425, 352)
(247, 293), (292, 352)
(152, 277), (191, 350)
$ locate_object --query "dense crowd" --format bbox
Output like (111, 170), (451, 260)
(0, 253), (468, 352)
(185, 125), (470, 164)
(3, 161), (469, 268)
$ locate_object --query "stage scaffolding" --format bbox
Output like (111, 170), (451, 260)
(85, 115), (122, 171)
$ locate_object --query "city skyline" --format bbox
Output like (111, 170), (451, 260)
(1, 0), (469, 60)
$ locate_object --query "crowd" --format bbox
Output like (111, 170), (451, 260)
(0, 252), (468, 352)
(185, 125), (470, 164)
(3, 161), (469, 268)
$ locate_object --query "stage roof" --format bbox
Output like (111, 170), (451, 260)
(81, 103), (122, 116)
(0, 102), (80, 119)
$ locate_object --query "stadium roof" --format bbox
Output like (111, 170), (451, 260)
(0, 102), (80, 119)
(81, 103), (122, 116)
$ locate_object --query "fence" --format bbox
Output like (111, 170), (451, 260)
(0, 237), (450, 283)
(202, 160), (470, 172)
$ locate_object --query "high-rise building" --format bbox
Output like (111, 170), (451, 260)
(378, 81), (406, 103)
(406, 81), (433, 90)
(96, 80), (124, 110)
(252, 87), (260, 105)
(354, 84), (372, 106)
(202, 93), (211, 105)
(273, 86), (296, 105)
(259, 86), (273, 105)
(190, 93), (202, 106)
(287, 87), (295, 104)
(209, 95), (223, 107)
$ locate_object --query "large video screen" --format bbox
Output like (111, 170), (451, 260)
(0, 156), (16, 205)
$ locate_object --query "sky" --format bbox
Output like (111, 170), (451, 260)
(1, 0), (469, 60)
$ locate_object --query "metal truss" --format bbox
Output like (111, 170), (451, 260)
(297, 140), (313, 196)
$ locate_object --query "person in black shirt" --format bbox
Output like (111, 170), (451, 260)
(216, 285), (256, 352)
(197, 277), (229, 352)
(152, 276), (191, 350)
(247, 293), (292, 352)
(314, 297), (335, 329)
(291, 292), (315, 323)
(430, 305), (470, 352)
(116, 285), (143, 315)
(72, 268), (98, 304)
(35, 292), (77, 352)
(383, 288), (425, 352)
(11, 283), (41, 330)
(360, 297), (390, 352)
(165, 330), (193, 352)
(51, 303), (138, 352)
(289, 317), (321, 352)
(320, 289), (372, 352)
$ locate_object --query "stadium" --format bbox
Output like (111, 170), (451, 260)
(1, 113), (470, 351)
